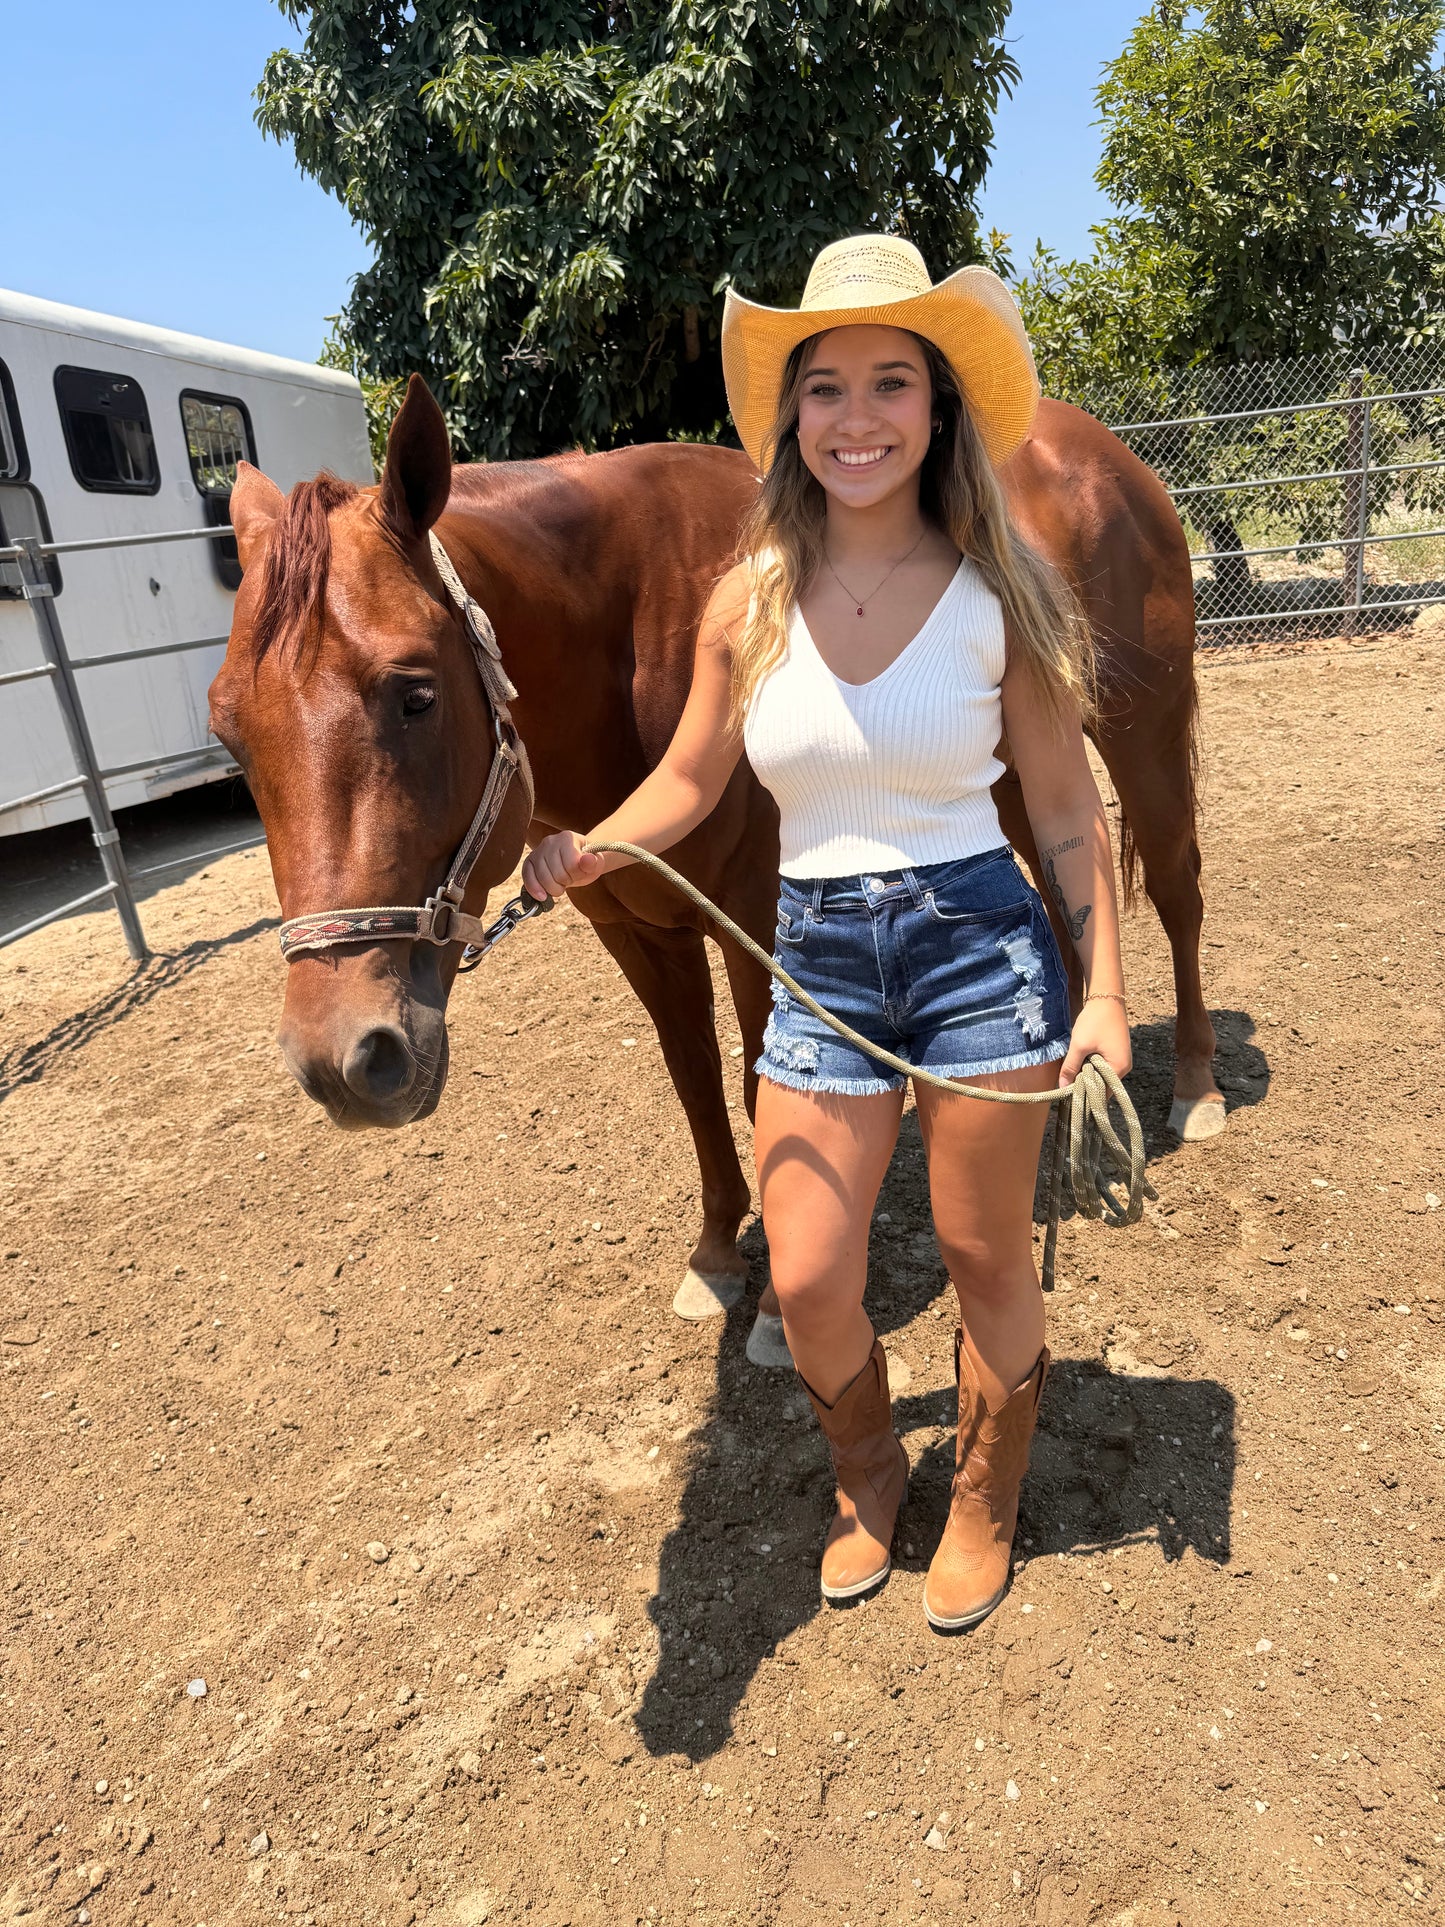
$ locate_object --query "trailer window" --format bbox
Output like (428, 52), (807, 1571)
(0, 360), (27, 481)
(180, 392), (255, 592)
(180, 392), (255, 496)
(54, 367), (160, 494)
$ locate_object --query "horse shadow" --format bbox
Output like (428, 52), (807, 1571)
(633, 1101), (1238, 1764)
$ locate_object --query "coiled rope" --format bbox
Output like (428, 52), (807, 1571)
(586, 840), (1153, 1292)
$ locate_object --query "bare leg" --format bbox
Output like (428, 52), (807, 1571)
(753, 1079), (904, 1403)
(914, 1062), (1056, 1411)
(716, 935), (787, 1331)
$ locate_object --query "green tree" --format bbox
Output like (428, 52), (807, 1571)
(1017, 0), (1445, 399)
(1011, 1), (1445, 596)
(259, 2), (1019, 460)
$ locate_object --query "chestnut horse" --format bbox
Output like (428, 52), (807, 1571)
(210, 376), (1220, 1337)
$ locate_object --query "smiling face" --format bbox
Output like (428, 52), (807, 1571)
(793, 324), (935, 509)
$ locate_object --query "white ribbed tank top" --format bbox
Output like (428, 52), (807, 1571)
(743, 557), (1007, 879)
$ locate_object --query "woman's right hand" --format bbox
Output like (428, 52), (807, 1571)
(521, 831), (606, 903)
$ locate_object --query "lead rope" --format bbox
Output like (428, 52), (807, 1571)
(583, 840), (1153, 1291)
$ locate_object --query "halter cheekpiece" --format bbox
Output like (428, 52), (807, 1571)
(276, 532), (537, 965)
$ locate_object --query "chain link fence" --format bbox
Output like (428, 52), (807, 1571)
(1075, 342), (1445, 644)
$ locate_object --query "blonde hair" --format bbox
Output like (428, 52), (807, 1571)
(726, 332), (1095, 740)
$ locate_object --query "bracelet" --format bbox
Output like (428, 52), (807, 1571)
(1082, 991), (1128, 1009)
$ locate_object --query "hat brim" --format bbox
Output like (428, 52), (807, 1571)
(721, 264), (1040, 475)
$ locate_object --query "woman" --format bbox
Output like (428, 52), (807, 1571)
(522, 235), (1131, 1632)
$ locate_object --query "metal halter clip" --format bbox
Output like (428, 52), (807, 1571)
(456, 887), (555, 971)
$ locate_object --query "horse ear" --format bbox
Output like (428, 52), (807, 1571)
(378, 374), (452, 540)
(230, 462), (284, 574)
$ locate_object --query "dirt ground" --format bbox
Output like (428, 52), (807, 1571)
(1, 635), (1442, 1927)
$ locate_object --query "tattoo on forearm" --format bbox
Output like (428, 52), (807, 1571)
(1040, 836), (1085, 861)
(1043, 851), (1092, 943)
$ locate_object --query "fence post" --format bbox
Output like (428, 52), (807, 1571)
(14, 537), (150, 963)
(1341, 368), (1372, 636)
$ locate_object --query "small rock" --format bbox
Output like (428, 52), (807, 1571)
(395, 1685), (413, 1705)
(94, 1779), (108, 1796)
(248, 1830), (270, 1857)
(759, 1736), (778, 1757)
(366, 1541), (390, 1564)
(1254, 1638), (1273, 1654)
(923, 1811), (951, 1850)
(457, 1750), (485, 1780)
(1006, 1779), (1021, 1802)
(186, 1679), (207, 1699)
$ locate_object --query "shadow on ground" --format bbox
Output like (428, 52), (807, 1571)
(0, 916), (278, 1104)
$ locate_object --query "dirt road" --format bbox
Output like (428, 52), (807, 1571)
(1, 636), (1442, 1926)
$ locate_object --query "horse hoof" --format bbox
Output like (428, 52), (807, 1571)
(1169, 1095), (1227, 1142)
(673, 1268), (745, 1319)
(745, 1312), (793, 1370)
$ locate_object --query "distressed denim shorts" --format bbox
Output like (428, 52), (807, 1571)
(756, 847), (1071, 1097)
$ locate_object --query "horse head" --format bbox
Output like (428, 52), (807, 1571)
(208, 376), (532, 1129)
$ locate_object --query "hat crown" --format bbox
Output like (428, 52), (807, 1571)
(800, 236), (933, 314)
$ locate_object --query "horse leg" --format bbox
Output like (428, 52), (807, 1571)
(716, 934), (794, 1367)
(1094, 732), (1224, 1140)
(590, 917), (753, 1315)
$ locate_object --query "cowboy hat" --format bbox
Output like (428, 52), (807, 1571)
(721, 234), (1039, 474)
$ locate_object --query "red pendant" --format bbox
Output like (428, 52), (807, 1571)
(857, 606), (865, 617)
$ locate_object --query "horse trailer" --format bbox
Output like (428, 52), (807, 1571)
(0, 289), (372, 836)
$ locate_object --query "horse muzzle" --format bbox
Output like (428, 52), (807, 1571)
(278, 949), (451, 1129)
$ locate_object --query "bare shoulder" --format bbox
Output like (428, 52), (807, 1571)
(698, 559), (754, 653)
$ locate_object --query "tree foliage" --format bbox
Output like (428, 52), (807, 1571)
(1017, 0), (1445, 401)
(259, 2), (1018, 460)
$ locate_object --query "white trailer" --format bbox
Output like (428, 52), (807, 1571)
(0, 290), (373, 836)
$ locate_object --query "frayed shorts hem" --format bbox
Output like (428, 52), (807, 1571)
(754, 1038), (1067, 1099)
(755, 1061), (908, 1098)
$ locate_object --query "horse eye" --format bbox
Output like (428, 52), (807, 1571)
(401, 683), (437, 716)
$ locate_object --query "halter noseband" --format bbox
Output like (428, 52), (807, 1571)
(276, 532), (536, 965)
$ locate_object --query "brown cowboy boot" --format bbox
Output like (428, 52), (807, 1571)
(923, 1330), (1049, 1632)
(800, 1338), (910, 1602)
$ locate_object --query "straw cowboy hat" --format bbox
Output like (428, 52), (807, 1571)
(721, 234), (1040, 474)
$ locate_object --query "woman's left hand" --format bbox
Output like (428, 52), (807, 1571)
(1058, 997), (1132, 1087)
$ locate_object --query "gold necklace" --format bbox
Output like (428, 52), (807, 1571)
(822, 528), (929, 617)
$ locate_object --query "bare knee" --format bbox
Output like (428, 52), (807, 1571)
(937, 1235), (1037, 1313)
(768, 1258), (848, 1333)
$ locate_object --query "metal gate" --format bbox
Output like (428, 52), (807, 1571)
(1083, 342), (1445, 642)
(0, 523), (253, 960)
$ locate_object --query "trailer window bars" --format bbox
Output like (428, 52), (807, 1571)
(180, 391), (255, 591)
(54, 365), (160, 495)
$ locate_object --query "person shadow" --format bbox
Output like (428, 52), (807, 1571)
(633, 1025), (1252, 1765)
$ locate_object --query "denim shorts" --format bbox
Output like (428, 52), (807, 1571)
(756, 847), (1072, 1097)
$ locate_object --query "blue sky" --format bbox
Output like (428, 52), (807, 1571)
(2, 1), (1143, 365)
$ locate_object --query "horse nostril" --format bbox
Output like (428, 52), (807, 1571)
(342, 1026), (414, 1103)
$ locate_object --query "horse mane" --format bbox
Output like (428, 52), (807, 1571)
(250, 472), (360, 664)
